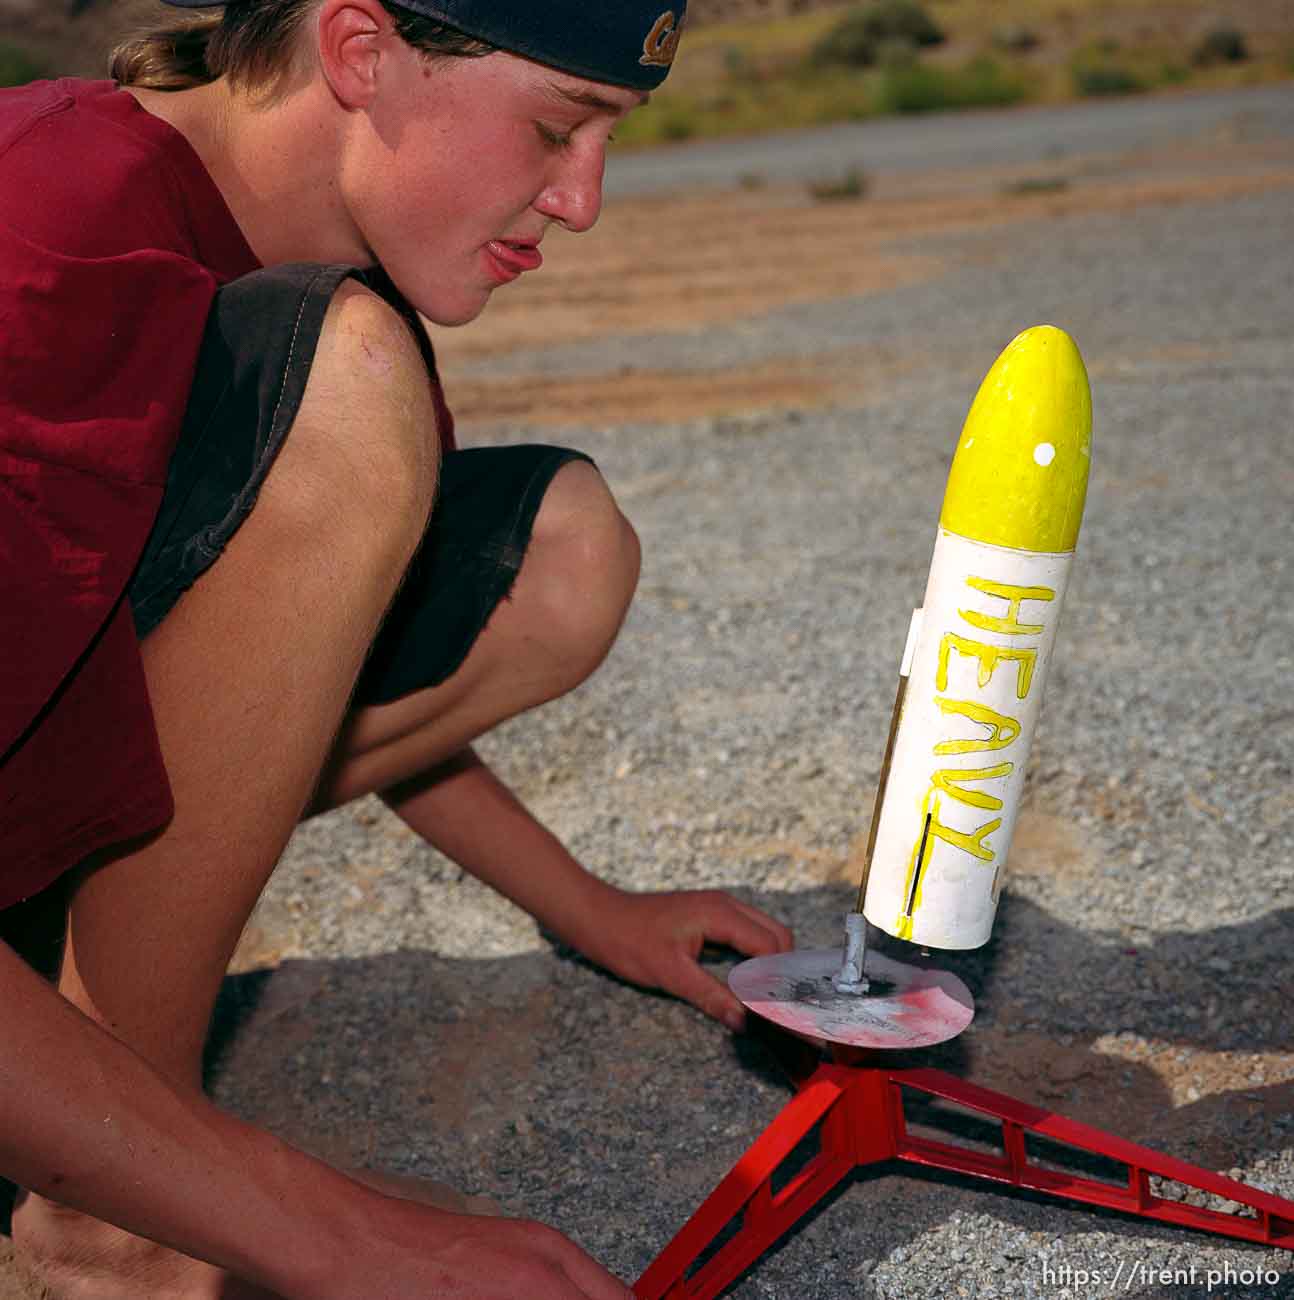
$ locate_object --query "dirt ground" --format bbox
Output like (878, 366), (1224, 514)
(432, 134), (1294, 430)
(2, 100), (1292, 1298)
(423, 123), (1294, 1186)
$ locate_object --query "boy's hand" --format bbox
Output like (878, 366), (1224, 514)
(576, 887), (794, 1031)
(385, 751), (793, 1031)
(340, 1209), (635, 1300)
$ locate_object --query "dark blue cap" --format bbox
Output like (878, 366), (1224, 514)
(161, 1), (688, 90)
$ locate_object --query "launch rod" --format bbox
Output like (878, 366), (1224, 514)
(836, 608), (923, 993)
(853, 671), (909, 913)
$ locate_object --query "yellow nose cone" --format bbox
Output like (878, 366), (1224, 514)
(940, 325), (1092, 554)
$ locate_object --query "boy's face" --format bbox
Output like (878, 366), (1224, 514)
(342, 44), (646, 326)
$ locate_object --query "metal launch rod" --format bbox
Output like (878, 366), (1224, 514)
(836, 608), (923, 994)
(853, 671), (910, 914)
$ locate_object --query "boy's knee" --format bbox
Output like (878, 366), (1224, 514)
(262, 282), (439, 560)
(312, 282), (440, 511)
(526, 460), (640, 688)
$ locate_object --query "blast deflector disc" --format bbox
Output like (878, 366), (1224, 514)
(729, 947), (973, 1049)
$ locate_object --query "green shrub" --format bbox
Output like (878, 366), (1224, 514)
(1000, 176), (1070, 196)
(722, 43), (761, 83)
(808, 166), (869, 202)
(875, 57), (1026, 114)
(1072, 60), (1144, 97)
(1192, 25), (1249, 66)
(875, 37), (920, 70)
(811, 1), (944, 69)
(658, 106), (698, 141)
(811, 12), (880, 68)
(0, 42), (46, 88)
(862, 0), (945, 48)
(992, 24), (1040, 53)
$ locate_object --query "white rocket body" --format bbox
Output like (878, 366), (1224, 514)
(863, 534), (1072, 947)
(860, 326), (1091, 951)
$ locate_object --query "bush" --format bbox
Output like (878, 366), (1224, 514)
(812, 1), (944, 69)
(657, 106), (698, 141)
(874, 57), (1026, 114)
(722, 43), (763, 83)
(862, 0), (945, 48)
(811, 12), (881, 68)
(875, 37), (920, 70)
(1192, 25), (1249, 66)
(1001, 176), (1070, 196)
(0, 42), (46, 88)
(807, 166), (869, 202)
(1072, 61), (1144, 97)
(992, 24), (1040, 53)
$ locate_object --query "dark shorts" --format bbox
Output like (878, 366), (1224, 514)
(126, 263), (590, 705)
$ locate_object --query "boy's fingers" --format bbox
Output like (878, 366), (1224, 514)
(693, 896), (791, 959)
(720, 895), (795, 951)
(663, 955), (746, 1031)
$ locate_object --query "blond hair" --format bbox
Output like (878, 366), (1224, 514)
(111, 0), (493, 93)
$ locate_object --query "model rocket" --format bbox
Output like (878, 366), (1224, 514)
(695, 326), (1294, 1300)
(838, 325), (1091, 987)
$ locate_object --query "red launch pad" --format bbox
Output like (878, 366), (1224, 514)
(635, 1012), (1294, 1299)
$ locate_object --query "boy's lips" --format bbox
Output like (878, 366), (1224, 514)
(484, 238), (543, 281)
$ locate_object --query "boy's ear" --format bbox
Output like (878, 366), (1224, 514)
(316, 0), (393, 109)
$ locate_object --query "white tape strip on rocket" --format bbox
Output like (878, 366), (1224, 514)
(862, 325), (1092, 950)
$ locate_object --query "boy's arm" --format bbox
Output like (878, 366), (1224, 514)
(384, 748), (794, 1028)
(0, 939), (631, 1300)
(0, 935), (361, 1295)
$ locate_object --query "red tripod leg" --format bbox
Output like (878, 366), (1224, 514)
(634, 1065), (892, 1300)
(636, 1059), (1294, 1298)
(885, 1067), (1294, 1248)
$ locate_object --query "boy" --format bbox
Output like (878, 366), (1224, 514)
(0, 2), (791, 1295)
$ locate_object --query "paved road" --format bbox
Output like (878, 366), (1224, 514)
(607, 82), (1294, 195)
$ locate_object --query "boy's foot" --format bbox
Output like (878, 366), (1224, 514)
(11, 1171), (500, 1299)
(11, 1191), (276, 1300)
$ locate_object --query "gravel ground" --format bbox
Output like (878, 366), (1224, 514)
(219, 94), (1294, 1297)
(4, 90), (1294, 1299)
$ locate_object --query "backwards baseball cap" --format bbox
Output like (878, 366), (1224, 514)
(160, 0), (688, 91)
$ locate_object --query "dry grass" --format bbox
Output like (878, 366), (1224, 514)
(614, 0), (1294, 146)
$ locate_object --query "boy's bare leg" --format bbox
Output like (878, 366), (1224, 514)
(314, 457), (641, 809)
(12, 419), (643, 1298)
(10, 283), (445, 1299)
(313, 458), (794, 1031)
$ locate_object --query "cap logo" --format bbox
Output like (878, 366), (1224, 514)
(640, 10), (684, 68)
